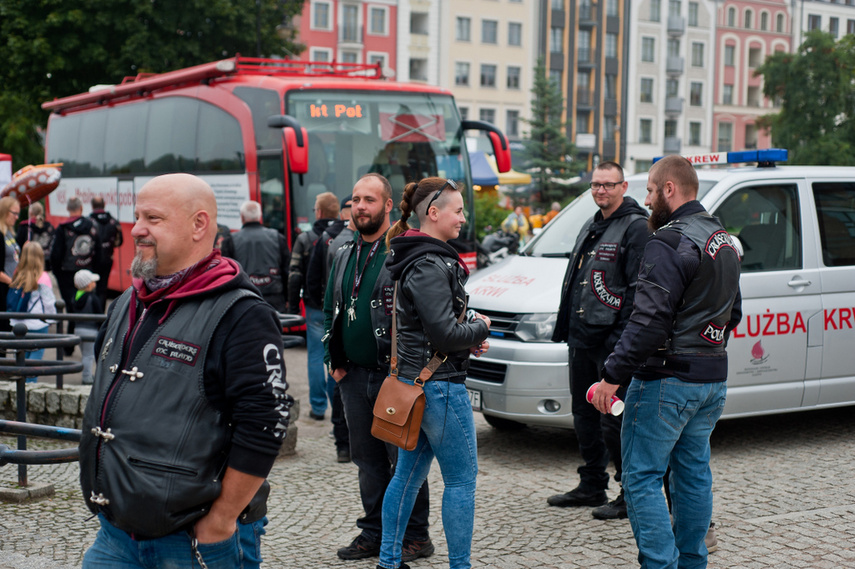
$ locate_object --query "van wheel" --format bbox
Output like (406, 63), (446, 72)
(483, 414), (526, 430)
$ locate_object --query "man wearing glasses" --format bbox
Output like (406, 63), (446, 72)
(548, 161), (648, 520)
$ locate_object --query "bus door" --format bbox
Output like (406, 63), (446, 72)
(257, 150), (287, 239)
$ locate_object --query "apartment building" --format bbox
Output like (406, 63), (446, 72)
(713, 0), (790, 153)
(792, 0), (855, 47)
(439, 0), (539, 144)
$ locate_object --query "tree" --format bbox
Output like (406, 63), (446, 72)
(521, 58), (582, 204)
(757, 30), (855, 165)
(0, 0), (305, 169)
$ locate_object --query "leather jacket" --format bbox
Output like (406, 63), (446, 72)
(387, 233), (489, 382)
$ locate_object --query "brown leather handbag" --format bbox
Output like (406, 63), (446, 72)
(371, 283), (460, 451)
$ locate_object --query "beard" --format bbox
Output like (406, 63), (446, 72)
(648, 188), (672, 231)
(130, 241), (158, 279)
(353, 209), (385, 236)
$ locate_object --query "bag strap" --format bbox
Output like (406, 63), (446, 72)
(389, 280), (469, 386)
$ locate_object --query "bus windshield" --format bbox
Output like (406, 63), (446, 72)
(286, 90), (466, 232)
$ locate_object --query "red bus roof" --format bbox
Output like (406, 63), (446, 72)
(42, 55), (452, 114)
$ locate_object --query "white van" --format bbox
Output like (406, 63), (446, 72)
(465, 150), (855, 429)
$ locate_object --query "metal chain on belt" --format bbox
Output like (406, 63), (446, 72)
(191, 537), (209, 569)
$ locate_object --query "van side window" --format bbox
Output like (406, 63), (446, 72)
(714, 184), (801, 272)
(813, 182), (855, 266)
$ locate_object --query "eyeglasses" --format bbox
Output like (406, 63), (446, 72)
(425, 179), (459, 212)
(9, 210), (20, 216)
(590, 181), (624, 192)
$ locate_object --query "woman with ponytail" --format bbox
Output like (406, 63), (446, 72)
(378, 177), (491, 569)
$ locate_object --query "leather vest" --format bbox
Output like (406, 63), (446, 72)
(233, 225), (286, 312)
(79, 287), (255, 538)
(571, 212), (646, 327)
(326, 240), (393, 370)
(659, 213), (741, 354)
(60, 217), (98, 272)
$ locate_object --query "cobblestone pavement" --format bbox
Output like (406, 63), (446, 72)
(2, 346), (855, 568)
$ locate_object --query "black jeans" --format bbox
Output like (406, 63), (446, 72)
(338, 365), (430, 541)
(570, 347), (626, 490)
(331, 380), (349, 451)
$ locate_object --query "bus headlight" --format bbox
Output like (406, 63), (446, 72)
(515, 313), (557, 342)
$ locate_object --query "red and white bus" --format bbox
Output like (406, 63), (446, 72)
(42, 56), (511, 291)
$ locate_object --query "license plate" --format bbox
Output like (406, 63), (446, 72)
(467, 388), (482, 410)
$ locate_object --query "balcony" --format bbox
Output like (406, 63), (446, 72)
(665, 96), (683, 114)
(576, 133), (597, 151)
(579, 4), (597, 26)
(664, 136), (682, 153)
(576, 89), (594, 108)
(668, 16), (686, 35)
(666, 56), (684, 75)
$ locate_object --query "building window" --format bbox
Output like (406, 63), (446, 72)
(688, 2), (698, 26)
(410, 12), (429, 35)
(577, 112), (589, 133)
(642, 37), (655, 62)
(607, 0), (619, 17)
(778, 13), (786, 32)
(747, 86), (761, 107)
(830, 17), (839, 38)
(605, 74), (617, 99)
(507, 66), (521, 89)
(312, 1), (331, 29)
(727, 7), (736, 27)
(311, 48), (332, 63)
(689, 121), (702, 146)
(480, 64), (497, 87)
(551, 0), (563, 9)
(369, 6), (387, 35)
(636, 159), (653, 174)
(342, 5), (359, 41)
(341, 51), (358, 64)
(641, 78), (654, 103)
(723, 84), (733, 105)
(579, 30), (592, 62)
(724, 45), (735, 66)
(367, 52), (387, 68)
(808, 14), (821, 31)
(459, 106), (469, 120)
(456, 17), (471, 41)
(480, 108), (496, 124)
(455, 62), (470, 86)
(667, 78), (679, 98)
(508, 22), (522, 46)
(606, 33), (618, 58)
(692, 42), (704, 67)
(550, 69), (562, 85)
(748, 46), (762, 68)
(664, 119), (677, 138)
(550, 27), (562, 53)
(482, 19), (498, 44)
(744, 9), (753, 29)
(650, 0), (661, 21)
(760, 11), (769, 31)
(580, 0), (593, 19)
(577, 71), (590, 104)
(667, 38), (680, 58)
(604, 117), (616, 141)
(409, 58), (427, 81)
(690, 82), (703, 106)
(506, 110), (520, 138)
(849, 19), (855, 35)
(639, 119), (652, 143)
(669, 0), (681, 18)
(717, 122), (733, 152)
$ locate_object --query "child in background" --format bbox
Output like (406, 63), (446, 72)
(73, 269), (103, 385)
(10, 242), (57, 383)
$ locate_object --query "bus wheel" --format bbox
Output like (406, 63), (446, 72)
(483, 414), (526, 431)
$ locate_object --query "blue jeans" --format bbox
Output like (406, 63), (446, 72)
(25, 324), (49, 383)
(305, 305), (330, 416)
(379, 379), (477, 569)
(621, 377), (726, 569)
(83, 514), (266, 568)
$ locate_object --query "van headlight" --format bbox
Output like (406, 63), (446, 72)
(515, 313), (557, 342)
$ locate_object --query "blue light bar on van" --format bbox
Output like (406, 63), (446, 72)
(652, 148), (788, 166)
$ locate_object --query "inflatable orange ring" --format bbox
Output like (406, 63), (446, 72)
(0, 163), (63, 205)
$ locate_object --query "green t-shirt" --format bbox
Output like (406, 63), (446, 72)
(338, 238), (387, 368)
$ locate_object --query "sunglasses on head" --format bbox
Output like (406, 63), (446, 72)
(425, 179), (459, 212)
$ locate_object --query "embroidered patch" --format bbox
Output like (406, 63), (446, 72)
(382, 285), (395, 316)
(705, 230), (737, 260)
(249, 274), (273, 287)
(591, 270), (622, 310)
(595, 242), (619, 262)
(700, 321), (726, 345)
(152, 336), (201, 366)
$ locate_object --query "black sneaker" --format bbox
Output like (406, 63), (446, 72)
(336, 447), (351, 463)
(376, 564), (410, 569)
(401, 537), (434, 562)
(308, 410), (325, 421)
(592, 489), (627, 520)
(547, 485), (608, 507)
(337, 534), (381, 559)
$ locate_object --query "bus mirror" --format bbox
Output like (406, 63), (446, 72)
(461, 119), (512, 173)
(268, 115), (309, 174)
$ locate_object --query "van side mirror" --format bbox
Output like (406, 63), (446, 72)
(461, 120), (512, 173)
(268, 115), (309, 174)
